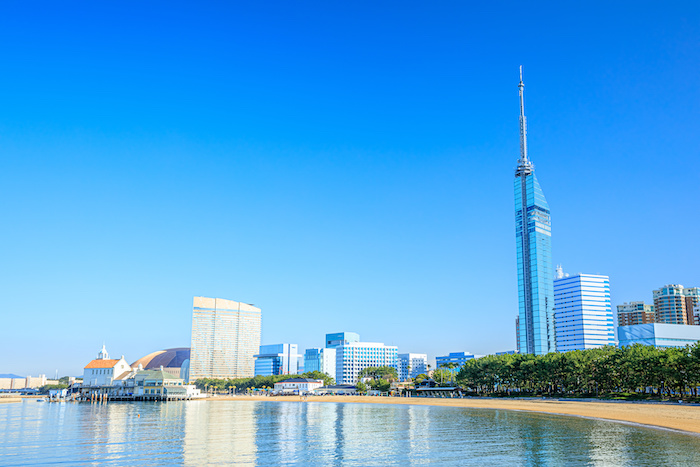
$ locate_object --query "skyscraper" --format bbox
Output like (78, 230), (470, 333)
(189, 296), (262, 380)
(553, 270), (615, 351)
(514, 67), (555, 355)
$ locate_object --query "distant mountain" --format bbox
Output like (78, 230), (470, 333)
(0, 374), (24, 379)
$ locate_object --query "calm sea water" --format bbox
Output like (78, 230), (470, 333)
(1, 399), (699, 466)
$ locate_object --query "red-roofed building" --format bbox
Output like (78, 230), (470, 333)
(83, 345), (131, 387)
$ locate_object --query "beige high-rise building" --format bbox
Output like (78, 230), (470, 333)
(652, 285), (700, 325)
(617, 302), (655, 327)
(189, 296), (262, 380)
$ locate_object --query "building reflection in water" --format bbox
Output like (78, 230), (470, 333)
(183, 401), (257, 465)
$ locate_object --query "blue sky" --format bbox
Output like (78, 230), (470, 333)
(1, 2), (698, 376)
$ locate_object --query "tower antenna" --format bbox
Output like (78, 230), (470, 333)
(518, 66), (528, 164)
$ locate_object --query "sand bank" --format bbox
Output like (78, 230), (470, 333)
(209, 395), (700, 434)
(0, 397), (22, 404)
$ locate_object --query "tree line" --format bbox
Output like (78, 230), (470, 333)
(193, 371), (334, 392)
(455, 343), (700, 399)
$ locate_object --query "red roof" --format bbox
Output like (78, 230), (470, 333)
(84, 359), (120, 369)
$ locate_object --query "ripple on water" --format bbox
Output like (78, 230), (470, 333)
(1, 400), (699, 466)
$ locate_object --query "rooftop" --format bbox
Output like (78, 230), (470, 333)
(84, 359), (120, 369)
(276, 378), (323, 383)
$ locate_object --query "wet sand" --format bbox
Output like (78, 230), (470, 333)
(209, 395), (700, 434)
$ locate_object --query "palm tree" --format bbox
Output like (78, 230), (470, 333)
(444, 363), (458, 384)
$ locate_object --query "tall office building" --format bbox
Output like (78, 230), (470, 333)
(303, 347), (337, 381)
(325, 332), (360, 348)
(514, 68), (555, 355)
(617, 302), (656, 326)
(254, 344), (303, 376)
(653, 285), (700, 325)
(189, 296), (262, 380)
(397, 353), (428, 381)
(553, 270), (615, 351)
(335, 341), (398, 385)
(435, 351), (475, 369)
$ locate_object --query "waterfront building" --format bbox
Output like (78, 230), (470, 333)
(189, 297), (261, 380)
(313, 384), (357, 395)
(81, 367), (193, 401)
(131, 348), (191, 382)
(254, 344), (303, 376)
(303, 347), (336, 381)
(397, 353), (428, 381)
(325, 332), (360, 348)
(617, 302), (655, 327)
(133, 369), (187, 399)
(273, 378), (324, 394)
(335, 341), (398, 385)
(435, 352), (475, 371)
(553, 270), (615, 352)
(514, 68), (555, 355)
(83, 345), (132, 387)
(653, 285), (700, 325)
(618, 323), (700, 348)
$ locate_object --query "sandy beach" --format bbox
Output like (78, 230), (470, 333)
(209, 395), (700, 434)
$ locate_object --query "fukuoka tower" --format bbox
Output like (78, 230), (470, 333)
(514, 67), (555, 355)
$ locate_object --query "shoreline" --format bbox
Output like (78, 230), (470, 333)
(207, 395), (700, 435)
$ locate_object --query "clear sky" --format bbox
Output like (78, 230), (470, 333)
(1, 2), (698, 377)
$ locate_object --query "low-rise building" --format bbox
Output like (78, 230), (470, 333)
(83, 346), (131, 387)
(313, 384), (357, 395)
(133, 369), (187, 399)
(0, 374), (53, 390)
(273, 378), (324, 394)
(618, 323), (700, 348)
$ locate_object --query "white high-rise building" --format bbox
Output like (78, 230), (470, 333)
(398, 353), (427, 381)
(335, 341), (398, 385)
(190, 296), (261, 380)
(303, 347), (337, 381)
(554, 270), (614, 352)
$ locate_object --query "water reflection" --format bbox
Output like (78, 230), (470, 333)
(1, 400), (700, 466)
(183, 401), (256, 465)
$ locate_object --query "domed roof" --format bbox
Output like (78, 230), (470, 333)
(131, 348), (190, 370)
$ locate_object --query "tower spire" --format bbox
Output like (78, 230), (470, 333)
(516, 66), (533, 176)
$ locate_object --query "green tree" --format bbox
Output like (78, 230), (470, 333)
(358, 366), (398, 382)
(301, 371), (334, 386)
(414, 373), (428, 385)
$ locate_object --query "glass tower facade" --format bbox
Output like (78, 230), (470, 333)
(190, 296), (261, 380)
(514, 69), (555, 355)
